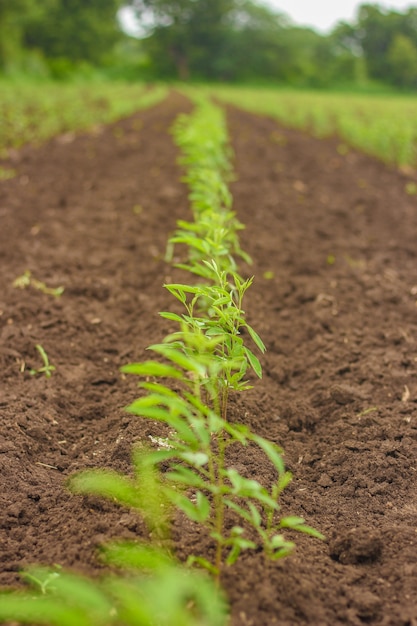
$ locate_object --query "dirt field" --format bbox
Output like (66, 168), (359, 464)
(1, 92), (416, 626)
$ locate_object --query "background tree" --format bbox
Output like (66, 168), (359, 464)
(127, 0), (302, 81)
(0, 0), (52, 71)
(338, 3), (417, 88)
(387, 33), (417, 88)
(23, 0), (124, 69)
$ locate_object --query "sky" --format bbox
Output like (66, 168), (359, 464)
(119, 1), (417, 36)
(264, 0), (416, 32)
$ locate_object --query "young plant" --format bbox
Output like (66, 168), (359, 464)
(70, 329), (323, 584)
(13, 270), (64, 297)
(169, 101), (251, 274)
(29, 344), (56, 379)
(162, 260), (266, 416)
(0, 449), (228, 626)
(0, 545), (227, 626)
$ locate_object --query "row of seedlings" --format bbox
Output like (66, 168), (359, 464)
(0, 97), (322, 626)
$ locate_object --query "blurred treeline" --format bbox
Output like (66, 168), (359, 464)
(1, 0), (417, 89)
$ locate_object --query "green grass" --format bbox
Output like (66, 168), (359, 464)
(0, 80), (168, 152)
(210, 85), (417, 168)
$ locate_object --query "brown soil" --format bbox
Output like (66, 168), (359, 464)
(1, 92), (416, 626)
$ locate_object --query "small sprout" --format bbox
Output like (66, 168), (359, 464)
(327, 254), (336, 265)
(13, 270), (64, 297)
(13, 270), (31, 289)
(29, 344), (56, 379)
(133, 204), (143, 214)
(263, 270), (274, 280)
(23, 566), (62, 595)
(356, 406), (378, 418)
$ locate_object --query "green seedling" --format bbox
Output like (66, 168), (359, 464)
(163, 261), (266, 406)
(29, 344), (55, 379)
(170, 102), (251, 274)
(71, 329), (323, 585)
(71, 96), (322, 585)
(0, 548), (227, 626)
(23, 566), (62, 595)
(1, 452), (227, 626)
(356, 406), (378, 418)
(13, 270), (64, 297)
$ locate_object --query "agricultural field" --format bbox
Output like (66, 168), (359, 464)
(212, 85), (417, 169)
(0, 87), (416, 625)
(0, 81), (167, 152)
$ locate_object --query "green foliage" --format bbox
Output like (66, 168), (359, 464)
(387, 34), (417, 89)
(128, 0), (346, 85)
(0, 81), (168, 150)
(0, 548), (227, 625)
(71, 445), (171, 538)
(72, 333), (322, 580)
(213, 84), (417, 168)
(3, 0), (417, 87)
(0, 0), (124, 73)
(0, 94), (322, 626)
(170, 101), (250, 272)
(69, 96), (323, 585)
(338, 4), (417, 89)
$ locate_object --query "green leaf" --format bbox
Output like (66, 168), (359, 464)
(148, 345), (207, 377)
(269, 534), (295, 557)
(159, 312), (184, 323)
(68, 470), (139, 508)
(246, 325), (266, 353)
(186, 556), (218, 576)
(247, 502), (261, 527)
(0, 595), (92, 626)
(280, 517), (325, 540)
(101, 542), (173, 571)
(224, 422), (250, 444)
(167, 466), (207, 488)
(276, 471), (293, 495)
(225, 528), (257, 565)
(126, 402), (199, 444)
(244, 347), (262, 378)
(121, 362), (183, 379)
(224, 499), (253, 524)
(167, 491), (210, 523)
(180, 451), (209, 467)
(139, 382), (178, 398)
(251, 435), (285, 474)
(164, 283), (201, 295)
(225, 543), (242, 566)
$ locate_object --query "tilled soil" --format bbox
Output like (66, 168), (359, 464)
(0, 92), (416, 626)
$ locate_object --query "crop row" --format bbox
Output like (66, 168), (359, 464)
(0, 96), (322, 625)
(0, 81), (167, 153)
(212, 85), (417, 168)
